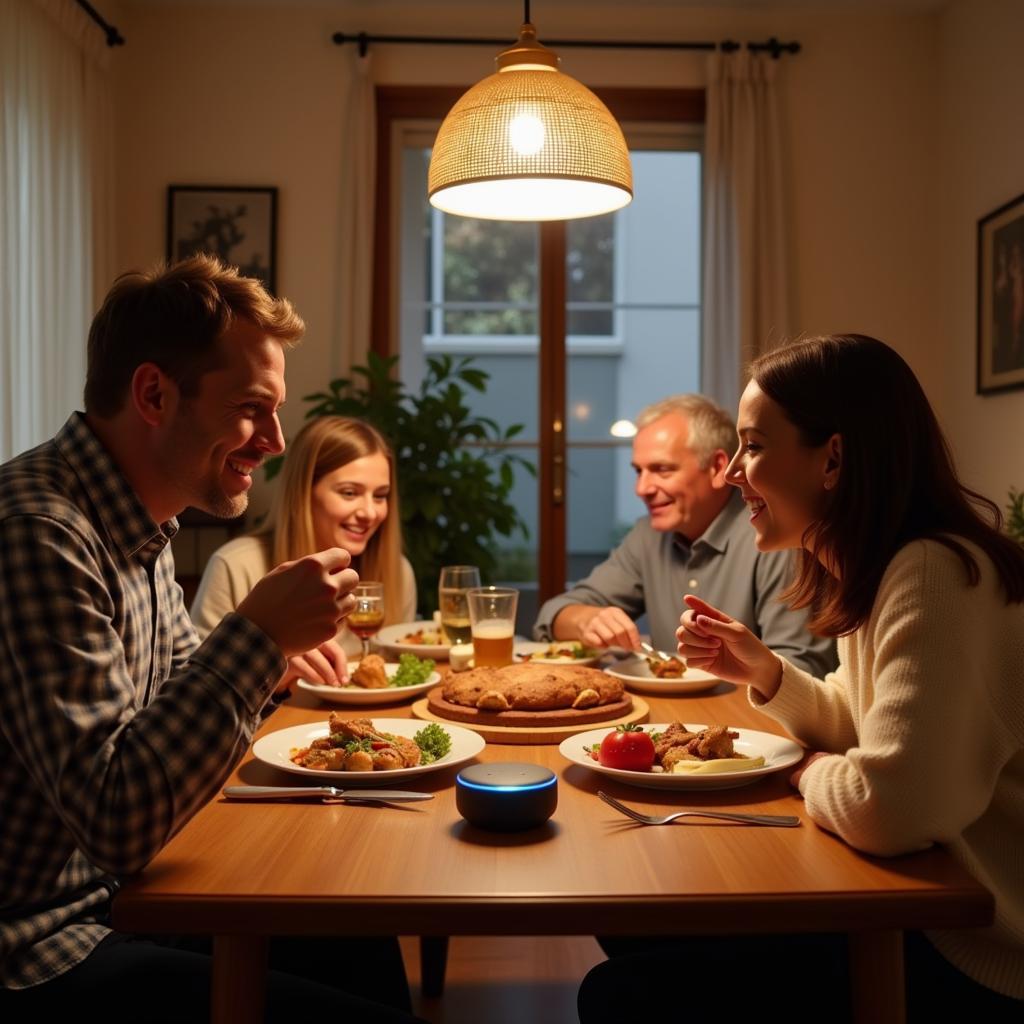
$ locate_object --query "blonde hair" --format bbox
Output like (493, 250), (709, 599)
(261, 417), (406, 623)
(635, 394), (736, 468)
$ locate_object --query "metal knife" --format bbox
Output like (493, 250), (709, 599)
(222, 785), (433, 803)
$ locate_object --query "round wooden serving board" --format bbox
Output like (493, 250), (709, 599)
(411, 689), (650, 744)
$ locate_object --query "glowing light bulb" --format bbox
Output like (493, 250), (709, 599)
(508, 113), (545, 155)
(609, 419), (637, 438)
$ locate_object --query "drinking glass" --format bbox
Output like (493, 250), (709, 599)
(438, 565), (481, 646)
(467, 587), (519, 668)
(349, 582), (385, 659)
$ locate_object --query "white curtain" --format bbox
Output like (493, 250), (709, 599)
(0, 0), (114, 462)
(332, 49), (376, 377)
(701, 50), (791, 413)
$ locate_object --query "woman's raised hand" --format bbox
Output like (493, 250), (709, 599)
(677, 595), (783, 700)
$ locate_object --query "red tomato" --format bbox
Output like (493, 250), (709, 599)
(598, 724), (656, 772)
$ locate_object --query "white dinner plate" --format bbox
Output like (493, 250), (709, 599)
(559, 723), (804, 791)
(603, 654), (722, 695)
(252, 718), (485, 783)
(296, 661), (441, 705)
(372, 621), (451, 659)
(514, 640), (602, 667)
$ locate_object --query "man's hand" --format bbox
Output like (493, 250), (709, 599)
(238, 548), (358, 658)
(276, 637), (350, 694)
(556, 605), (641, 651)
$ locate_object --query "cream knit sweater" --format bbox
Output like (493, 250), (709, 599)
(755, 538), (1024, 999)
(190, 535), (417, 656)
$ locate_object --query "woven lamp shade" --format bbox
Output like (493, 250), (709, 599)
(428, 26), (632, 221)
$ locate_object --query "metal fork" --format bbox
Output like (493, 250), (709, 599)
(639, 640), (673, 663)
(598, 791), (800, 827)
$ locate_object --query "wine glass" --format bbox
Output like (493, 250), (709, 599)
(349, 582), (384, 660)
(438, 566), (481, 646)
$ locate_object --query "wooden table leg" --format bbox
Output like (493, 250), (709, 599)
(420, 935), (450, 998)
(212, 934), (269, 1024)
(849, 929), (905, 1024)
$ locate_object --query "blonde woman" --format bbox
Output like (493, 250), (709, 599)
(192, 416), (416, 686)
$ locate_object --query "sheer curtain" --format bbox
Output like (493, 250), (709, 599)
(701, 50), (791, 413)
(0, 0), (114, 462)
(332, 49), (376, 377)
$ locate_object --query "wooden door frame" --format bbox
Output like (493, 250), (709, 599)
(372, 86), (705, 602)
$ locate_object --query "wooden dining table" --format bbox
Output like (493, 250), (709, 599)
(112, 675), (993, 1024)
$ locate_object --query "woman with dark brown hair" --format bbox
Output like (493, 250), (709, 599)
(578, 334), (1023, 1021)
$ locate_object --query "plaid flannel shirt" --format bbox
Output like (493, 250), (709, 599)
(0, 414), (285, 988)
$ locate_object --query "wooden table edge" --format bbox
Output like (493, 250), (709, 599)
(113, 887), (994, 936)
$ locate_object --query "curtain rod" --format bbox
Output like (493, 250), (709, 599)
(75, 0), (125, 47)
(331, 31), (800, 60)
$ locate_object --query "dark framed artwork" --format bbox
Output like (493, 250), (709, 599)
(166, 185), (277, 293)
(977, 190), (1024, 395)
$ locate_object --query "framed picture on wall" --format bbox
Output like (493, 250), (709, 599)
(977, 190), (1024, 395)
(167, 185), (277, 293)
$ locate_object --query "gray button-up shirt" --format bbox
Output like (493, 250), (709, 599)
(534, 490), (836, 677)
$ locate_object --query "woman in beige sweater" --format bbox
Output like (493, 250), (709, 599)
(192, 416), (416, 687)
(580, 335), (1023, 1020)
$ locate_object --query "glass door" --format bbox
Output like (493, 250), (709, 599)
(396, 134), (542, 631)
(565, 132), (702, 589)
(379, 89), (704, 629)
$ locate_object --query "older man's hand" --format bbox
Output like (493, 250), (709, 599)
(578, 607), (642, 651)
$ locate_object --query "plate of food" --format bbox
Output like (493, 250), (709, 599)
(296, 654), (440, 705)
(603, 653), (722, 695)
(372, 621), (450, 659)
(514, 640), (602, 666)
(252, 714), (485, 782)
(559, 722), (804, 790)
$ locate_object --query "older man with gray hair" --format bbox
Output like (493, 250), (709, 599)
(533, 394), (835, 677)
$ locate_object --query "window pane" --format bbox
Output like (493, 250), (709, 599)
(567, 214), (614, 336)
(566, 149), (702, 586)
(399, 144), (541, 616)
(442, 216), (537, 335)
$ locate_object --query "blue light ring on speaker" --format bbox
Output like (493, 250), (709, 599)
(455, 775), (556, 794)
(455, 762), (558, 831)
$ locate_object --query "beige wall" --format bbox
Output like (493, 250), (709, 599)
(935, 0), (1024, 502)
(112, 0), (1022, 521)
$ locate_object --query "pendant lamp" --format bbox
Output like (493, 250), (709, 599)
(428, 13), (633, 221)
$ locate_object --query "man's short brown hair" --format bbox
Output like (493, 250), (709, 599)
(84, 254), (305, 417)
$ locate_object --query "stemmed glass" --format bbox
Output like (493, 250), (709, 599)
(438, 566), (481, 646)
(348, 582), (384, 660)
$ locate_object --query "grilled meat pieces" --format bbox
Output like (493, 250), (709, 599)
(351, 653), (389, 688)
(654, 723), (741, 769)
(326, 714), (422, 768)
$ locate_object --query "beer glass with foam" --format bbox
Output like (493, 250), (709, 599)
(466, 587), (518, 668)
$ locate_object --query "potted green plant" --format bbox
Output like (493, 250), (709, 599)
(1007, 488), (1024, 548)
(267, 352), (534, 613)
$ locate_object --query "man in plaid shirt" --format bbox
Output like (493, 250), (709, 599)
(0, 257), (420, 1021)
